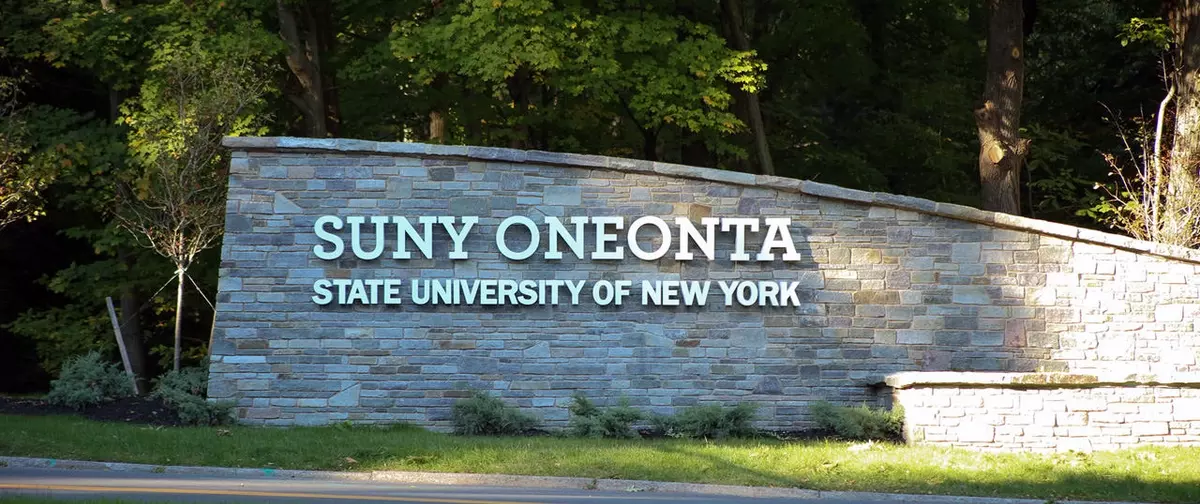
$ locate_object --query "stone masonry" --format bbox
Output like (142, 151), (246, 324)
(889, 372), (1200, 452)
(211, 137), (1200, 431)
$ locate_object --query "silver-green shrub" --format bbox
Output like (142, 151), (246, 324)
(46, 351), (133, 410)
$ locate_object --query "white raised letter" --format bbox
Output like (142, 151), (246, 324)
(391, 216), (436, 259)
(497, 216), (540, 260)
(675, 217), (718, 261)
(439, 216), (477, 260)
(627, 216), (672, 260)
(757, 218), (802, 261)
(721, 218), (759, 261)
(592, 216), (624, 260)
(545, 216), (587, 260)
(313, 216), (344, 260)
(312, 279), (333, 305)
(347, 216), (390, 260)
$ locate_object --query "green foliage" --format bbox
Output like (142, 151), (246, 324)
(567, 393), (643, 439)
(652, 403), (758, 439)
(451, 392), (538, 436)
(151, 368), (233, 426)
(1120, 17), (1172, 50)
(393, 0), (762, 157)
(0, 72), (50, 230)
(46, 351), (133, 409)
(810, 400), (904, 441)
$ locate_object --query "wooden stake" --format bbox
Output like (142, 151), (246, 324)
(106, 296), (140, 395)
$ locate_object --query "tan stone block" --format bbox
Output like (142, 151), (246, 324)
(1056, 412), (1089, 426)
(851, 248), (882, 264)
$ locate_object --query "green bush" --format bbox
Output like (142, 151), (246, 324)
(451, 392), (538, 436)
(810, 400), (904, 441)
(46, 351), (134, 409)
(652, 403), (758, 439)
(567, 393), (643, 439)
(152, 368), (234, 426)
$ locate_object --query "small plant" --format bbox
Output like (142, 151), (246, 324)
(652, 403), (758, 439)
(568, 393), (643, 439)
(810, 400), (903, 441)
(152, 368), (234, 426)
(46, 351), (134, 409)
(451, 391), (538, 436)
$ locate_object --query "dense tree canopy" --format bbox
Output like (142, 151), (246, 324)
(0, 0), (1186, 390)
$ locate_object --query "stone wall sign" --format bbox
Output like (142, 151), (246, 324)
(210, 137), (1200, 437)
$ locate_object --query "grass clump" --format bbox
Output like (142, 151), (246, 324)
(46, 351), (133, 410)
(810, 400), (903, 441)
(151, 368), (234, 426)
(451, 391), (538, 435)
(567, 393), (642, 439)
(653, 403), (757, 439)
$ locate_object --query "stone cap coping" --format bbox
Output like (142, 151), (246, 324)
(222, 136), (1200, 265)
(885, 372), (1200, 390)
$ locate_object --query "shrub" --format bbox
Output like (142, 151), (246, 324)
(451, 392), (538, 436)
(152, 368), (234, 426)
(46, 351), (134, 410)
(567, 393), (642, 439)
(652, 403), (758, 439)
(810, 400), (904, 441)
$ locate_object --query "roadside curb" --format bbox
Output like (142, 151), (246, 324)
(0, 456), (1148, 504)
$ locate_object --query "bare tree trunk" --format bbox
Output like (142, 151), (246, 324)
(277, 0), (339, 137)
(429, 111), (445, 143)
(720, 0), (775, 176)
(173, 268), (184, 372)
(1170, 1), (1200, 176)
(975, 0), (1029, 215)
(643, 130), (658, 161)
(505, 68), (532, 149)
(118, 251), (148, 393)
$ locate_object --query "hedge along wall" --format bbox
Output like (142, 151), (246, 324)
(211, 137), (1200, 429)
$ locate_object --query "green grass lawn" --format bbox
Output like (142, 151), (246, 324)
(1, 415), (1198, 503)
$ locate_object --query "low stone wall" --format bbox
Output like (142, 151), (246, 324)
(888, 372), (1200, 452)
(211, 136), (1200, 430)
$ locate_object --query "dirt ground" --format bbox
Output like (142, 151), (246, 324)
(0, 395), (183, 426)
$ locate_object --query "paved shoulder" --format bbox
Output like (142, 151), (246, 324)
(2, 467), (882, 504)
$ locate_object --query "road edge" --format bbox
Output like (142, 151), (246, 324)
(0, 455), (1147, 504)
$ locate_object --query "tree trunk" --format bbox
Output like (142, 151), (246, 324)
(720, 0), (775, 176)
(975, 0), (1029, 215)
(277, 0), (339, 137)
(429, 111), (445, 143)
(1170, 1), (1200, 177)
(173, 268), (184, 372)
(643, 129), (658, 161)
(118, 252), (148, 393)
(505, 68), (532, 149)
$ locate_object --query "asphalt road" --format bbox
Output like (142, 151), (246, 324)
(0, 467), (923, 504)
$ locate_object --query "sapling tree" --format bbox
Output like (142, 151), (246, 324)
(116, 42), (269, 370)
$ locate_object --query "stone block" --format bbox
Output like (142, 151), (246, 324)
(1132, 422), (1170, 436)
(958, 425), (996, 443)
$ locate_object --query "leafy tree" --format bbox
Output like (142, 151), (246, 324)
(0, 71), (50, 231)
(394, 0), (764, 160)
(117, 42), (271, 371)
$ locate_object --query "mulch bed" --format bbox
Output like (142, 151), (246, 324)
(0, 395), (183, 427)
